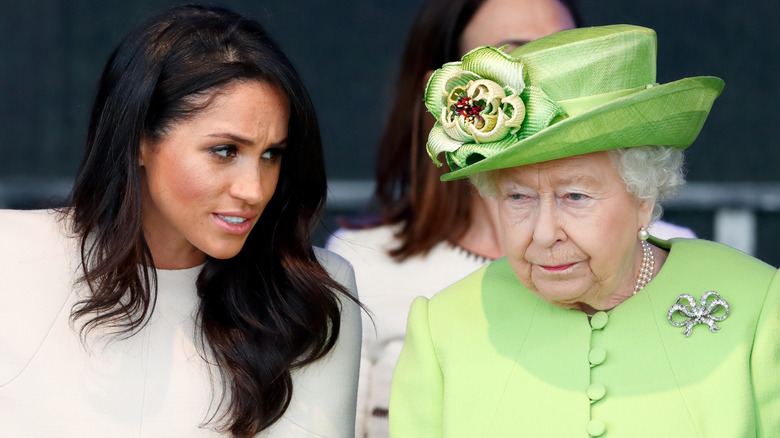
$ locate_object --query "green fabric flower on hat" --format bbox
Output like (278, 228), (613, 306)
(424, 46), (566, 169)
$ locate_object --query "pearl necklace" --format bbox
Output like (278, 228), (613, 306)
(633, 240), (655, 295)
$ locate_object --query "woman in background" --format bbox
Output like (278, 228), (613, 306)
(0, 5), (360, 437)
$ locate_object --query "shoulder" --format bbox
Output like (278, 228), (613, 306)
(654, 238), (777, 321)
(326, 224), (486, 276)
(324, 225), (399, 259)
(0, 210), (77, 384)
(0, 208), (75, 269)
(0, 209), (71, 258)
(0, 208), (64, 228)
(278, 248), (361, 437)
(664, 238), (774, 277)
(314, 246), (357, 297)
(323, 226), (402, 283)
(0, 208), (57, 224)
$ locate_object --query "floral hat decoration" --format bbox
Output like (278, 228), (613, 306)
(425, 24), (724, 181)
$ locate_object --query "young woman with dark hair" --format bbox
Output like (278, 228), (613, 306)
(0, 5), (360, 437)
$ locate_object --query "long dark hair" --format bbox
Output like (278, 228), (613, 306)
(373, 0), (582, 260)
(66, 5), (350, 436)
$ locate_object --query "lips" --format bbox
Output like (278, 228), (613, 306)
(537, 262), (578, 272)
(212, 212), (256, 235)
(216, 214), (247, 224)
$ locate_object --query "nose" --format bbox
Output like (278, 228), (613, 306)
(229, 163), (264, 205)
(532, 197), (565, 247)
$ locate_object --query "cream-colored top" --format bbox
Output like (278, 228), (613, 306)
(326, 225), (488, 438)
(0, 209), (361, 437)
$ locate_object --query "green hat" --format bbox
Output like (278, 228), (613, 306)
(424, 24), (724, 181)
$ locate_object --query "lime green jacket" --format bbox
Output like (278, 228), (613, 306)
(389, 239), (780, 437)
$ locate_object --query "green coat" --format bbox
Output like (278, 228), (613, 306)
(389, 239), (780, 437)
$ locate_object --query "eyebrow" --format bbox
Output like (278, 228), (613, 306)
(499, 171), (599, 188)
(207, 133), (252, 145)
(207, 133), (288, 148)
(556, 174), (599, 186)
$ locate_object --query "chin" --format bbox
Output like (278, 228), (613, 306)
(201, 241), (247, 260)
(533, 281), (590, 304)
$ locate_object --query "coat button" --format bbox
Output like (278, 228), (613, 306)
(590, 311), (608, 329)
(587, 419), (606, 436)
(589, 347), (606, 366)
(587, 383), (606, 402)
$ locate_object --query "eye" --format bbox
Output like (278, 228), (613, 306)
(210, 145), (238, 159)
(564, 192), (589, 202)
(509, 192), (526, 201)
(261, 147), (285, 162)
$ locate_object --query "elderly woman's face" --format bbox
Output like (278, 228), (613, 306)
(496, 151), (652, 310)
(140, 80), (289, 269)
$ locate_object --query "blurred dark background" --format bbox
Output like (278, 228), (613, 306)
(1, 0), (779, 264)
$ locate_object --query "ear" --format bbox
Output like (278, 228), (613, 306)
(139, 138), (151, 167)
(637, 198), (655, 228)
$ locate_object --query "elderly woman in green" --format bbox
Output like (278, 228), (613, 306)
(389, 25), (780, 437)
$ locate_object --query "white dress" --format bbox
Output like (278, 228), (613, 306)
(0, 209), (361, 437)
(325, 221), (694, 438)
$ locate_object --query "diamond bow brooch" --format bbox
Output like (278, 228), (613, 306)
(667, 291), (730, 337)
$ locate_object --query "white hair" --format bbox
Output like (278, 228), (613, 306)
(469, 146), (685, 223)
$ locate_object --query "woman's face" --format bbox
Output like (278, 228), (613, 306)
(140, 80), (289, 269)
(459, 0), (576, 55)
(495, 151), (652, 311)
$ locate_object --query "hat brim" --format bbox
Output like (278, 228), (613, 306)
(441, 76), (724, 181)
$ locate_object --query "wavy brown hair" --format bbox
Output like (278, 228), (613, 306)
(373, 0), (582, 260)
(66, 5), (351, 436)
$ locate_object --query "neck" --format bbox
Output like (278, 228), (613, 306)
(455, 193), (504, 260)
(144, 233), (206, 270)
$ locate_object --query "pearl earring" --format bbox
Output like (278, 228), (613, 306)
(638, 226), (650, 241)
